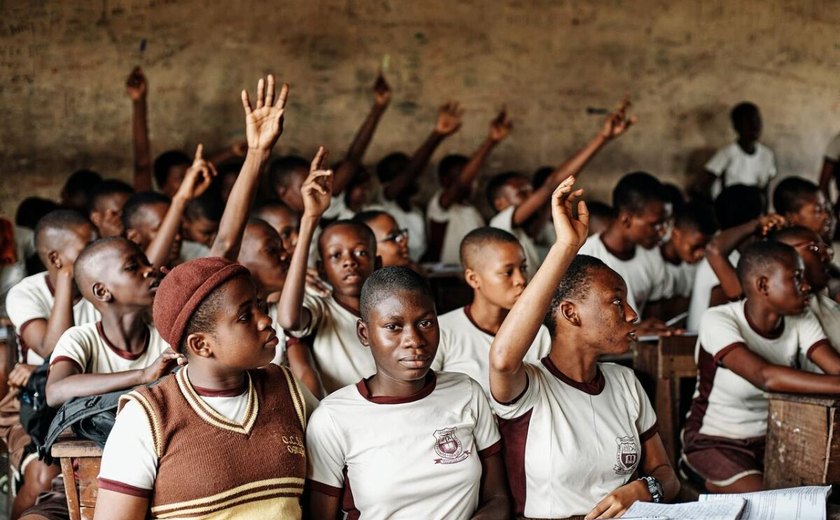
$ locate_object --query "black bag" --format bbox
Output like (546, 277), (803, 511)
(18, 360), (56, 446)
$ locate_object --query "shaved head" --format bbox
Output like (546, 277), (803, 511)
(74, 237), (143, 300)
(459, 227), (522, 270)
(34, 210), (94, 265)
(736, 241), (799, 291)
(360, 266), (434, 321)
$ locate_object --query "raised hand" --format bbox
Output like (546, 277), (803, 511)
(488, 107), (513, 142)
(301, 147), (334, 219)
(126, 66), (147, 101)
(373, 72), (391, 108)
(435, 102), (464, 136)
(551, 176), (589, 251)
(176, 144), (218, 200)
(758, 213), (787, 237)
(600, 97), (637, 140)
(241, 74), (289, 152)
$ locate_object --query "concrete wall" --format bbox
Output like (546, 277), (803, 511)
(1, 0), (838, 218)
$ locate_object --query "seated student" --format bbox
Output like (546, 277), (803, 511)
(426, 109), (512, 264)
(773, 176), (833, 242)
(659, 200), (719, 300)
(489, 99), (635, 277)
(489, 178), (679, 519)
(180, 189), (224, 261)
(306, 266), (509, 519)
(586, 200), (616, 237)
(217, 158), (243, 203)
(153, 150), (192, 199)
(704, 102), (776, 200)
(60, 169), (102, 213)
(268, 155), (310, 215)
(352, 210), (418, 270)
(253, 200), (299, 257)
(93, 257), (318, 520)
(88, 179), (134, 238)
(687, 185), (765, 331)
(681, 241), (840, 493)
(277, 161), (382, 394)
(578, 172), (675, 334)
(433, 227), (551, 396)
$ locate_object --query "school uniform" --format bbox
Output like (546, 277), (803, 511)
(686, 251), (740, 332)
(682, 300), (828, 486)
(663, 258), (697, 299)
(6, 273), (100, 364)
(800, 292), (840, 373)
(289, 293), (376, 394)
(491, 359), (657, 518)
(489, 207), (541, 278)
(433, 305), (551, 396)
(426, 190), (485, 264)
(306, 371), (501, 520)
(267, 302), (298, 367)
(0, 225), (34, 320)
(50, 321), (169, 374)
(98, 364), (316, 519)
(578, 233), (672, 314)
(705, 142), (777, 198)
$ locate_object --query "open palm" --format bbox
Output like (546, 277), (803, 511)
(241, 74), (289, 152)
(551, 176), (589, 250)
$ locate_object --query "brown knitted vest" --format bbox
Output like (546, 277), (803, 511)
(121, 364), (307, 519)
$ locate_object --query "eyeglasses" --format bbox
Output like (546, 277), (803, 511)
(791, 240), (834, 258)
(379, 228), (409, 245)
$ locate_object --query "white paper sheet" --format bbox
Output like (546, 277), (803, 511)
(699, 486), (831, 520)
(624, 498), (745, 519)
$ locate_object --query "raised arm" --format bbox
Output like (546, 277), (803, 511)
(211, 75), (289, 259)
(511, 99), (635, 227)
(145, 145), (216, 269)
(332, 72), (391, 195)
(383, 102), (463, 201)
(439, 108), (512, 209)
(126, 67), (152, 192)
(276, 148), (333, 331)
(489, 177), (589, 403)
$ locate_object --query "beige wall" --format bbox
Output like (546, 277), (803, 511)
(1, 0), (838, 218)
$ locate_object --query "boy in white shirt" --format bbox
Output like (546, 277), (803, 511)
(773, 176), (833, 243)
(705, 102), (776, 199)
(659, 201), (718, 301)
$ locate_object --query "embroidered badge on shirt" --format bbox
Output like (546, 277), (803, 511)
(433, 427), (470, 464)
(613, 435), (639, 474)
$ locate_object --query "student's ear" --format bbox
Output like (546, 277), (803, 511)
(46, 250), (62, 271)
(356, 319), (370, 347)
(464, 268), (480, 290)
(619, 210), (633, 229)
(185, 333), (213, 359)
(125, 227), (142, 246)
(89, 211), (104, 230)
(91, 282), (112, 303)
(756, 275), (770, 296)
(559, 301), (581, 326)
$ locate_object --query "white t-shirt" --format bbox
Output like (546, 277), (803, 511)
(50, 322), (169, 375)
(687, 300), (827, 439)
(705, 142), (776, 198)
(578, 234), (671, 314)
(687, 251), (740, 333)
(368, 199), (427, 261)
(426, 190), (485, 265)
(290, 294), (376, 394)
(801, 292), (840, 374)
(98, 365), (318, 493)
(432, 306), (551, 396)
(664, 259), (697, 299)
(0, 226), (34, 319)
(491, 360), (657, 518)
(179, 240), (210, 262)
(306, 371), (501, 520)
(825, 133), (840, 162)
(6, 273), (101, 364)
(489, 206), (540, 279)
(267, 302), (292, 367)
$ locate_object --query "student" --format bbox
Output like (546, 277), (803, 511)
(687, 185), (765, 331)
(88, 179), (134, 238)
(0, 217), (35, 320)
(489, 99), (635, 277)
(352, 209), (416, 270)
(586, 200), (616, 237)
(432, 227), (551, 396)
(92, 257), (318, 520)
(180, 189), (223, 261)
(268, 155), (310, 214)
(253, 200), (299, 257)
(578, 172), (674, 334)
(489, 178), (678, 519)
(277, 157), (382, 394)
(681, 241), (840, 493)
(306, 266), (510, 519)
(772, 176), (833, 242)
(60, 169), (102, 213)
(426, 109), (512, 264)
(6, 210), (99, 365)
(704, 102), (776, 199)
(659, 200), (719, 300)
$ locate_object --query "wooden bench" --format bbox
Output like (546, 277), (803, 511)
(764, 393), (840, 489)
(632, 334), (698, 466)
(51, 438), (103, 520)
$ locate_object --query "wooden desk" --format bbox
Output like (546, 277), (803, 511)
(764, 393), (840, 489)
(51, 439), (103, 520)
(632, 335), (698, 466)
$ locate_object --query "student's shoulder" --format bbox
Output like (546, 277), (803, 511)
(7, 272), (49, 300)
(701, 300), (741, 323)
(434, 371), (486, 399)
(577, 233), (605, 255)
(438, 306), (469, 329)
(755, 142), (775, 157)
(599, 362), (640, 387)
(59, 321), (101, 343)
(488, 206), (515, 229)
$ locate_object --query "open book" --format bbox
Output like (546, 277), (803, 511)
(623, 486), (831, 520)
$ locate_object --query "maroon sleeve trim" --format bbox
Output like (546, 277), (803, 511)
(50, 356), (83, 372)
(97, 478), (151, 498)
(492, 375), (530, 406)
(712, 342), (745, 366)
(478, 440), (502, 459)
(806, 339), (832, 361)
(639, 421), (659, 443)
(306, 479), (343, 497)
(17, 318), (43, 338)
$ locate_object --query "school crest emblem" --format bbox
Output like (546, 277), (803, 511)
(613, 435), (639, 474)
(433, 427), (470, 464)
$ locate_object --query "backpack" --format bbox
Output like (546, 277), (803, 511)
(18, 360), (55, 446)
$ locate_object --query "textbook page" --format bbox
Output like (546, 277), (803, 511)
(699, 486), (831, 520)
(624, 498), (745, 519)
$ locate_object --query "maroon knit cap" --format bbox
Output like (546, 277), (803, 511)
(153, 257), (249, 351)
